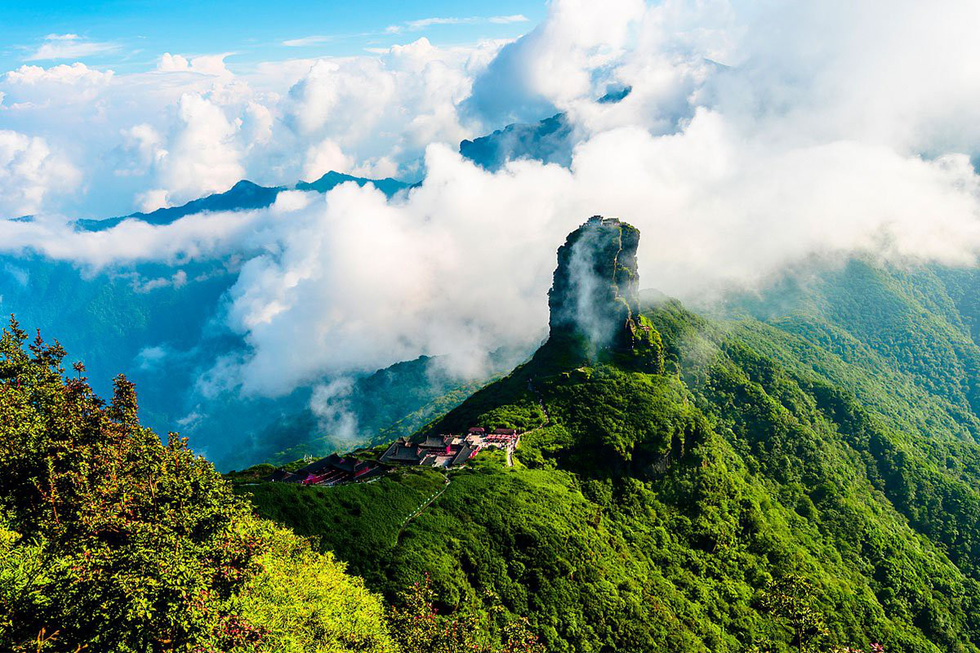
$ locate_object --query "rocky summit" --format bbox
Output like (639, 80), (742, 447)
(547, 215), (642, 353)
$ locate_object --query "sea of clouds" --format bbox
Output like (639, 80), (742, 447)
(2, 0), (980, 400)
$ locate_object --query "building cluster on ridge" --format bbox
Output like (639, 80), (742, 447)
(264, 453), (385, 486)
(264, 427), (522, 487)
(379, 427), (520, 468)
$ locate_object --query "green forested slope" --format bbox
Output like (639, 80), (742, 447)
(0, 318), (541, 653)
(242, 260), (980, 653)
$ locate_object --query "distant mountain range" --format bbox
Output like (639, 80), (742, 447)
(51, 97), (604, 233)
(73, 172), (413, 232)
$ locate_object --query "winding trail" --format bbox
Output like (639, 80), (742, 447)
(397, 382), (550, 532)
(398, 473), (451, 536)
(527, 379), (553, 427)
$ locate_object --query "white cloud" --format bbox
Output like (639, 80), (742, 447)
(2, 63), (114, 110)
(0, 206), (262, 266)
(303, 139), (352, 180)
(24, 34), (119, 61)
(309, 378), (359, 441)
(157, 53), (232, 77)
(386, 14), (531, 34)
(5, 62), (114, 86)
(351, 156), (399, 179)
(405, 17), (477, 30)
(489, 15), (530, 24)
(0, 130), (80, 216)
(241, 101), (274, 148)
(219, 156), (576, 394)
(282, 36), (333, 48)
(136, 345), (168, 370)
(143, 93), (244, 207)
(465, 0), (646, 124)
(281, 38), (475, 174)
(0, 37), (491, 216)
(135, 189), (170, 213)
(132, 269), (188, 293)
(120, 123), (166, 176)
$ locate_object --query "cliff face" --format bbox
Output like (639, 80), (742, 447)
(548, 216), (641, 351)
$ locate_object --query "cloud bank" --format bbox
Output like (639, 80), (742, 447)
(0, 36), (495, 217)
(0, 130), (80, 216)
(2, 0), (980, 403)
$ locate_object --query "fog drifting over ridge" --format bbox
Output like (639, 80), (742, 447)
(3, 0), (980, 398)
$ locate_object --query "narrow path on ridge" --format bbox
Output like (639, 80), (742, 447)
(528, 379), (553, 427)
(397, 380), (549, 536)
(397, 473), (451, 538)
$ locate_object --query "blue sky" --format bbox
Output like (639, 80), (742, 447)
(0, 0), (544, 73)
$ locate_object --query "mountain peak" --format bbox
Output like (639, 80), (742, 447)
(547, 216), (642, 355)
(294, 171), (411, 197)
(229, 179), (264, 192)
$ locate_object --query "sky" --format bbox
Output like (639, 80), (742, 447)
(0, 1), (542, 72)
(2, 0), (980, 434)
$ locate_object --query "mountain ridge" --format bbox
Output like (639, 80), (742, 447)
(73, 171), (412, 232)
(240, 218), (980, 652)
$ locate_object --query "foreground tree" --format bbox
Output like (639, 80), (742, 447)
(388, 575), (545, 653)
(759, 575), (829, 653)
(0, 317), (395, 652)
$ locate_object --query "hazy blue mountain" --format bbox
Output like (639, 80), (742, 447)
(460, 113), (574, 171)
(294, 171), (411, 198)
(74, 172), (412, 232)
(460, 86), (631, 171)
(75, 180), (283, 231)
